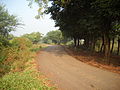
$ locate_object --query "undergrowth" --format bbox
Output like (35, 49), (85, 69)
(0, 37), (55, 90)
(0, 59), (55, 90)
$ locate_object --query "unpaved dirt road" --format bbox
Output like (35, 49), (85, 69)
(37, 45), (120, 90)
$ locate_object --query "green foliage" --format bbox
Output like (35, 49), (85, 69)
(22, 32), (42, 44)
(27, 0), (49, 18)
(0, 3), (55, 89)
(0, 4), (22, 66)
(0, 72), (43, 90)
(0, 37), (33, 76)
(0, 4), (19, 37)
(42, 30), (63, 44)
(28, 0), (120, 62)
(41, 0), (120, 60)
(0, 36), (55, 89)
(0, 35), (10, 64)
(66, 40), (74, 46)
(30, 44), (42, 52)
(0, 35), (10, 48)
(10, 37), (33, 49)
(8, 34), (14, 40)
(42, 36), (52, 44)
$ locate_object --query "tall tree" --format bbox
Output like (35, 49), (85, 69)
(0, 4), (19, 38)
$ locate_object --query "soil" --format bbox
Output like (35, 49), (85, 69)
(37, 45), (120, 90)
(64, 46), (120, 74)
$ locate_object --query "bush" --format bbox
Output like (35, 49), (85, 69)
(10, 37), (32, 50)
(0, 37), (55, 89)
(30, 44), (42, 52)
(0, 36), (10, 48)
(0, 37), (33, 76)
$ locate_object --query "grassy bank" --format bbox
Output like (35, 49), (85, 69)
(0, 58), (54, 90)
(0, 37), (55, 90)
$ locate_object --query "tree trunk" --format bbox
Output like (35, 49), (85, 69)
(110, 38), (114, 53)
(100, 36), (104, 52)
(104, 34), (110, 64)
(93, 40), (96, 52)
(102, 18), (112, 64)
(117, 38), (120, 55)
(74, 37), (77, 47)
(91, 36), (96, 52)
(77, 38), (79, 46)
(84, 37), (89, 49)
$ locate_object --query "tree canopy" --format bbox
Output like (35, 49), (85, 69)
(22, 32), (42, 44)
(0, 4), (19, 38)
(42, 30), (63, 44)
(0, 4), (20, 47)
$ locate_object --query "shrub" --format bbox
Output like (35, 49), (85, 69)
(0, 37), (33, 76)
(0, 37), (55, 89)
(10, 37), (32, 50)
(0, 36), (10, 48)
(30, 44), (42, 52)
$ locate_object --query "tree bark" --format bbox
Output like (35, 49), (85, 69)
(102, 18), (112, 64)
(100, 36), (104, 52)
(84, 37), (89, 49)
(74, 37), (77, 47)
(93, 40), (96, 52)
(117, 38), (120, 55)
(110, 38), (114, 53)
(91, 36), (96, 52)
(77, 38), (80, 46)
(104, 33), (110, 64)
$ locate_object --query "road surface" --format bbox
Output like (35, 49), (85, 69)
(37, 45), (120, 90)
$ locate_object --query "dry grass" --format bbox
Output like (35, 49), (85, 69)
(0, 40), (56, 90)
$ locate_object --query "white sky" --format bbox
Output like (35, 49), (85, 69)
(1, 0), (58, 36)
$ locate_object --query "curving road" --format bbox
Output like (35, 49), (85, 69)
(37, 45), (120, 90)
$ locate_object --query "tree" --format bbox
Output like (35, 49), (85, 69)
(22, 32), (42, 44)
(0, 4), (20, 48)
(42, 36), (52, 44)
(47, 0), (120, 61)
(42, 30), (63, 44)
(91, 0), (120, 62)
(29, 0), (120, 64)
(0, 4), (19, 38)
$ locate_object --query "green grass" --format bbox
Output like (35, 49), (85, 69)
(0, 71), (54, 90)
(0, 59), (55, 90)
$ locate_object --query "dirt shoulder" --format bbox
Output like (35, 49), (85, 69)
(63, 45), (120, 74)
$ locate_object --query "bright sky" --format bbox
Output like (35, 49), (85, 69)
(1, 0), (58, 36)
